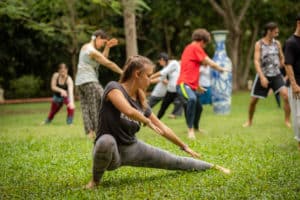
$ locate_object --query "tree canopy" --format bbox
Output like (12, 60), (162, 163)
(0, 0), (299, 98)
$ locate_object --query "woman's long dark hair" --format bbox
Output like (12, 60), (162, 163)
(120, 55), (154, 110)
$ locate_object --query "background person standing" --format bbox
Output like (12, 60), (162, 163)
(43, 63), (75, 125)
(284, 13), (300, 150)
(243, 22), (290, 128)
(176, 28), (229, 139)
(75, 29), (123, 139)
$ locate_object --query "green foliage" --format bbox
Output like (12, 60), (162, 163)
(1, 0), (300, 97)
(8, 75), (43, 98)
(0, 92), (300, 199)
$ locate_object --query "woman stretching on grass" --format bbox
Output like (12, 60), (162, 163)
(86, 55), (230, 189)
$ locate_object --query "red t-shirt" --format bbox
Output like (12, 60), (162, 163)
(177, 43), (207, 90)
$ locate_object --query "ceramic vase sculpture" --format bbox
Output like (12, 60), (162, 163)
(210, 30), (232, 114)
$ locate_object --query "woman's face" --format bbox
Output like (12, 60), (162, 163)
(58, 64), (68, 76)
(95, 36), (107, 49)
(158, 58), (167, 67)
(137, 64), (154, 90)
(270, 28), (279, 38)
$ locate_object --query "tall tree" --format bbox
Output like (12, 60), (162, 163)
(122, 0), (138, 59)
(208, 0), (251, 90)
(121, 0), (150, 59)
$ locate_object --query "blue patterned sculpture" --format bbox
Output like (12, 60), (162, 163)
(210, 30), (232, 114)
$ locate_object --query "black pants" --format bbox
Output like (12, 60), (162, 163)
(157, 91), (177, 119)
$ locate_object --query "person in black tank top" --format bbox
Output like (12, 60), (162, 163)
(284, 13), (300, 150)
(42, 63), (75, 125)
(86, 55), (230, 189)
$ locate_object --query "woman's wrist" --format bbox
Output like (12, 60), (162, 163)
(143, 118), (150, 126)
(180, 144), (188, 151)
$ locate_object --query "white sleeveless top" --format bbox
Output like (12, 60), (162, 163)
(75, 43), (100, 86)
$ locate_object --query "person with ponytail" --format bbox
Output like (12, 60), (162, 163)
(75, 29), (123, 140)
(85, 55), (230, 189)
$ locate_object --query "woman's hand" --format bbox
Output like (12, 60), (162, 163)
(292, 84), (300, 99)
(106, 38), (118, 48)
(60, 90), (67, 97)
(68, 102), (75, 109)
(260, 76), (269, 88)
(183, 146), (201, 158)
(221, 66), (231, 73)
(197, 86), (207, 94)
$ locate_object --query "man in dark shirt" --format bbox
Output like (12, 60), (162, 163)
(284, 13), (300, 151)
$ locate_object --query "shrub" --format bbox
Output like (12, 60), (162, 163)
(9, 75), (43, 98)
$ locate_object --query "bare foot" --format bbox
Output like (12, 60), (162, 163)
(188, 129), (196, 139)
(285, 121), (291, 128)
(214, 165), (231, 174)
(197, 128), (208, 134)
(168, 114), (176, 119)
(85, 180), (99, 189)
(242, 121), (252, 128)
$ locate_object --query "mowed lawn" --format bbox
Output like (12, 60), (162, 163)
(0, 91), (299, 199)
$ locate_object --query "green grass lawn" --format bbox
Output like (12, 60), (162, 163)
(0, 91), (300, 199)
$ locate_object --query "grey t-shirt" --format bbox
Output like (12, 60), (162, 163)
(96, 81), (152, 145)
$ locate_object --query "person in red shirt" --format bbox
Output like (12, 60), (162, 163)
(176, 28), (229, 139)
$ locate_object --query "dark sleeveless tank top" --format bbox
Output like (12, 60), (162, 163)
(54, 75), (68, 97)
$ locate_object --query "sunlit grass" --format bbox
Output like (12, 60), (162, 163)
(0, 91), (299, 199)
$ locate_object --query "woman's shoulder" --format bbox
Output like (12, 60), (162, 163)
(52, 72), (59, 79)
(81, 43), (96, 52)
(103, 81), (124, 99)
(104, 81), (121, 91)
(66, 75), (74, 83)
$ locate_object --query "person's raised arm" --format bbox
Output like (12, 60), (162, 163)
(89, 50), (123, 75)
(102, 38), (118, 58)
(51, 73), (67, 97)
(150, 71), (161, 80)
(202, 56), (230, 72)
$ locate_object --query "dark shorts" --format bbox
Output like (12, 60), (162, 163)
(251, 74), (285, 98)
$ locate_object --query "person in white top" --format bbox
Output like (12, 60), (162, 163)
(199, 65), (212, 105)
(151, 53), (182, 119)
(75, 29), (123, 139)
(148, 77), (168, 108)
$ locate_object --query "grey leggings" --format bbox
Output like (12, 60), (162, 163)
(92, 134), (213, 182)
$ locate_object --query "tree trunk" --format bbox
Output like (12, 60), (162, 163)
(240, 22), (259, 87)
(229, 33), (240, 90)
(64, 0), (78, 80)
(164, 24), (172, 57)
(122, 0), (138, 59)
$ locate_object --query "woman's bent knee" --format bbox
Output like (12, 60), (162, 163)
(94, 134), (116, 153)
